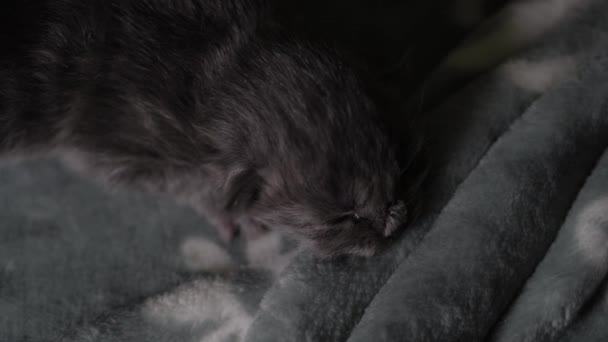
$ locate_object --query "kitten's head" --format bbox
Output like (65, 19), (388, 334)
(223, 123), (424, 257)
(215, 39), (426, 257)
(226, 152), (414, 257)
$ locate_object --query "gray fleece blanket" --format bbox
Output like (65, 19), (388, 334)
(3, 0), (608, 341)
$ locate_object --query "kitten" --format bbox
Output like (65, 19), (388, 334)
(0, 0), (426, 257)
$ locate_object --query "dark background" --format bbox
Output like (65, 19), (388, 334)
(271, 0), (511, 98)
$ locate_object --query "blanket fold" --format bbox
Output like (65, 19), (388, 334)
(347, 63), (608, 342)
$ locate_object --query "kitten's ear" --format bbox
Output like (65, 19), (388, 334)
(223, 168), (262, 212)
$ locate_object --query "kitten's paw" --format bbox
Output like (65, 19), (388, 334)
(211, 214), (268, 242)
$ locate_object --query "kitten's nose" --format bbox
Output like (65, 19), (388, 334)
(383, 201), (407, 237)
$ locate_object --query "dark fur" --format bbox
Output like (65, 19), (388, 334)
(0, 0), (425, 256)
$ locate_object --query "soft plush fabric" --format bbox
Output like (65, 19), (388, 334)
(2, 0), (608, 341)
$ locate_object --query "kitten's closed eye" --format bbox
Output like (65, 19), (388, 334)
(326, 212), (365, 225)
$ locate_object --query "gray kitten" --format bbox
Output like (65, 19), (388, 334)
(0, 0), (425, 257)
